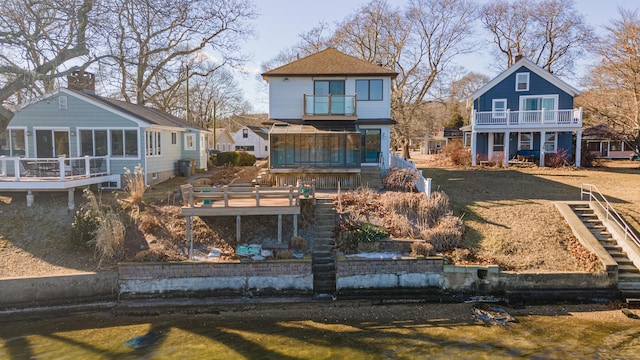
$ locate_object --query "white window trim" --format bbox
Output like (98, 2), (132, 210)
(184, 133), (196, 151)
(515, 72), (530, 92)
(518, 132), (533, 150)
(492, 99), (507, 118)
(543, 132), (558, 153)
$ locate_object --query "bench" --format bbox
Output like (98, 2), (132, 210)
(516, 150), (539, 162)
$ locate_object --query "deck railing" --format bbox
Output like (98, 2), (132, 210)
(181, 184), (306, 208)
(581, 183), (640, 249)
(474, 108), (582, 127)
(303, 94), (357, 117)
(0, 155), (110, 181)
(389, 153), (432, 197)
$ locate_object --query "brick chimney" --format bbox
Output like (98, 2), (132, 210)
(514, 54), (523, 63)
(67, 70), (95, 92)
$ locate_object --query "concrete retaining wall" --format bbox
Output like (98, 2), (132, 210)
(118, 261), (313, 298)
(0, 272), (118, 309)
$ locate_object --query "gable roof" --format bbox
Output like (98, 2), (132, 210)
(246, 125), (269, 140)
(469, 57), (580, 100)
(214, 128), (234, 143)
(261, 48), (398, 79)
(64, 88), (208, 131)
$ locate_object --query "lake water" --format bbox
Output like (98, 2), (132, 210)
(1, 301), (639, 359)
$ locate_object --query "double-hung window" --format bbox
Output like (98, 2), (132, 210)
(544, 132), (557, 153)
(184, 133), (196, 151)
(519, 132), (533, 150)
(516, 72), (529, 91)
(492, 99), (507, 118)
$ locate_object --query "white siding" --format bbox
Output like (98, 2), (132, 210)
(268, 76), (392, 119)
(232, 127), (269, 158)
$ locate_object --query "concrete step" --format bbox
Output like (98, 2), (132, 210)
(312, 264), (336, 273)
(619, 264), (640, 273)
(313, 244), (334, 253)
(611, 256), (634, 265)
(619, 273), (640, 282)
(312, 257), (335, 265)
(608, 251), (628, 258)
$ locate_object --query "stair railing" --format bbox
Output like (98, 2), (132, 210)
(581, 183), (640, 248)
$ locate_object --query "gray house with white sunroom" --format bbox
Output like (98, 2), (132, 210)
(0, 71), (210, 208)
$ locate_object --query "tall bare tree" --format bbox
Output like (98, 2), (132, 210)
(481, 0), (593, 74)
(580, 8), (640, 158)
(98, 0), (256, 106)
(0, 0), (94, 130)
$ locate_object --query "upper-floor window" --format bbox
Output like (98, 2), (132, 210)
(516, 72), (529, 91)
(242, 128), (248, 138)
(492, 99), (507, 118)
(356, 79), (383, 101)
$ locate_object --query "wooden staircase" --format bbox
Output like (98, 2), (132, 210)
(312, 199), (338, 299)
(570, 204), (640, 306)
(360, 167), (383, 190)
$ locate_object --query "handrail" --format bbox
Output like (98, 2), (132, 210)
(581, 183), (640, 248)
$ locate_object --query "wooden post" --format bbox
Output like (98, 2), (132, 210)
(224, 185), (229, 207)
(236, 215), (241, 244)
(255, 185), (260, 206)
(288, 185), (293, 206)
(186, 215), (193, 259)
(277, 214), (282, 243)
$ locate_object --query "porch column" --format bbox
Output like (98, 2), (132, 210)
(471, 131), (477, 166)
(539, 130), (546, 167)
(504, 131), (511, 167)
(575, 129), (582, 167)
(67, 188), (75, 210)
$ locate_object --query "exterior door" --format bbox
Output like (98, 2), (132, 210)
(314, 80), (345, 115)
(36, 130), (69, 158)
(360, 129), (381, 164)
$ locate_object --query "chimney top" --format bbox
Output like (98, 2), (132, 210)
(514, 54), (523, 63)
(67, 70), (95, 92)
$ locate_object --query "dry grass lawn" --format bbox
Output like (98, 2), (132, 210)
(412, 153), (640, 271)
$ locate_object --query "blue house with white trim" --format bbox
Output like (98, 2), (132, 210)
(468, 57), (583, 167)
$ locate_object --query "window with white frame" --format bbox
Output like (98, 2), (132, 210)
(519, 132), (533, 150)
(544, 132), (557, 152)
(516, 72), (529, 91)
(492, 99), (507, 118)
(80, 129), (108, 156)
(493, 133), (505, 152)
(0, 129), (26, 156)
(236, 145), (255, 151)
(463, 133), (471, 148)
(146, 131), (161, 156)
(610, 141), (622, 151)
(184, 133), (196, 150)
(110, 129), (138, 157)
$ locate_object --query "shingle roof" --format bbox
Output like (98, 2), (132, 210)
(261, 48), (398, 79)
(68, 89), (208, 131)
(247, 125), (269, 140)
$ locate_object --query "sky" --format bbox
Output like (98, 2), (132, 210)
(237, 0), (640, 113)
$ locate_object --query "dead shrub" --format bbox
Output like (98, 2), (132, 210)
(138, 212), (161, 233)
(82, 189), (126, 269)
(442, 141), (471, 166)
(420, 191), (451, 228)
(545, 148), (570, 168)
(448, 248), (474, 263)
(421, 215), (464, 252)
(276, 250), (293, 259)
(132, 249), (167, 262)
(383, 167), (419, 192)
(290, 236), (308, 251)
(411, 241), (435, 257)
(123, 164), (146, 206)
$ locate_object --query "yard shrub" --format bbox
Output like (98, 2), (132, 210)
(420, 215), (464, 252)
(215, 151), (239, 166)
(442, 141), (471, 166)
(383, 167), (419, 192)
(214, 151), (256, 166)
(580, 148), (600, 168)
(71, 210), (99, 248)
(411, 241), (435, 257)
(545, 148), (570, 167)
(237, 151), (256, 166)
(122, 164), (146, 205)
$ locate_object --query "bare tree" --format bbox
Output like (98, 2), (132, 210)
(481, 0), (593, 74)
(580, 8), (640, 157)
(98, 0), (256, 106)
(0, 0), (94, 130)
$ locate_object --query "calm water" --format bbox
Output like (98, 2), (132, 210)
(1, 301), (639, 359)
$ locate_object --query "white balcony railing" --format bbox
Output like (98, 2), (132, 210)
(303, 94), (357, 117)
(0, 155), (110, 182)
(473, 108), (582, 128)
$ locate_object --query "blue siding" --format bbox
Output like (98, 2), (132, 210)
(508, 133), (518, 158)
(558, 132), (573, 159)
(474, 66), (574, 112)
(476, 133), (488, 158)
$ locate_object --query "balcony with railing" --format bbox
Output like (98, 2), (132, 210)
(473, 108), (582, 130)
(303, 94), (357, 120)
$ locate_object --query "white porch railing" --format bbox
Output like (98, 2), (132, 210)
(0, 155), (110, 182)
(389, 153), (432, 197)
(474, 108), (582, 128)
